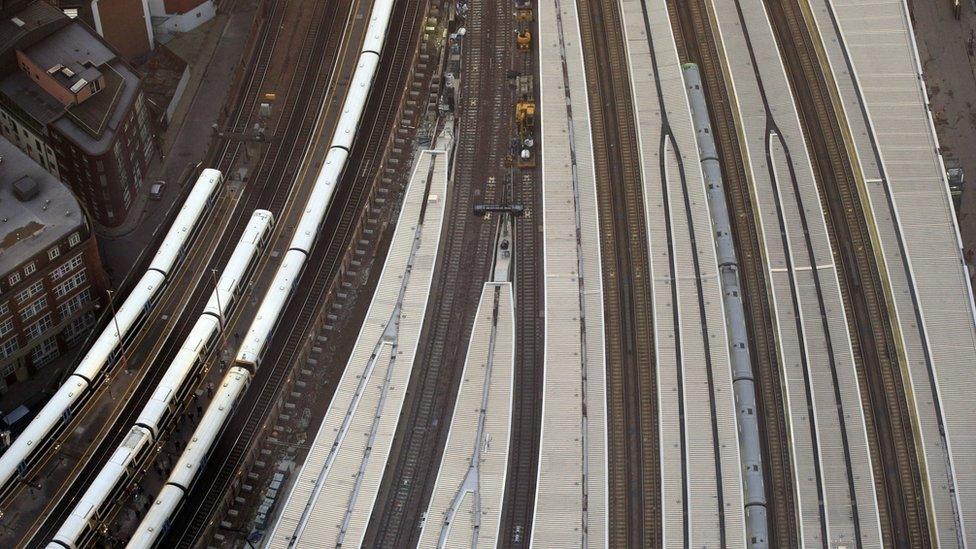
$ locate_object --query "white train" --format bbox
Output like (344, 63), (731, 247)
(46, 210), (274, 549)
(125, 367), (249, 547)
(0, 169), (224, 506)
(236, 0), (394, 370)
(125, 0), (399, 544)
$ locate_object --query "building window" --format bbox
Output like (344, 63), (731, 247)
(63, 312), (95, 346)
(24, 313), (53, 341)
(0, 301), (8, 316)
(68, 232), (81, 247)
(50, 254), (83, 281)
(0, 357), (16, 377)
(15, 281), (44, 303)
(23, 262), (35, 276)
(54, 270), (86, 300)
(20, 296), (47, 322)
(0, 318), (12, 339)
(8, 272), (20, 286)
(0, 337), (19, 360)
(58, 289), (90, 318)
(48, 247), (60, 261)
(30, 336), (58, 366)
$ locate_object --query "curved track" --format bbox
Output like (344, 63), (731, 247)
(762, 0), (928, 545)
(576, 0), (659, 545)
(668, 0), (800, 544)
(161, 0), (427, 544)
(21, 0), (353, 545)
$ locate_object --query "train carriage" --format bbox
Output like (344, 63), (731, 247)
(47, 209), (273, 547)
(0, 169), (224, 509)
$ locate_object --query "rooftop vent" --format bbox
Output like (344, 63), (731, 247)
(13, 176), (39, 202)
(47, 64), (64, 75)
(10, 17), (24, 27)
(69, 78), (87, 93)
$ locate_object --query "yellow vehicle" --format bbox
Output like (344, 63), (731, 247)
(515, 90), (536, 168)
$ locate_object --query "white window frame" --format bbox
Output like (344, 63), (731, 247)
(20, 295), (46, 322)
(0, 318), (13, 338)
(50, 254), (83, 281)
(16, 281), (44, 303)
(24, 313), (52, 341)
(0, 337), (18, 361)
(48, 247), (60, 261)
(54, 269), (86, 300)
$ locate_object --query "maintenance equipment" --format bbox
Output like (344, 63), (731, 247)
(515, 75), (536, 168)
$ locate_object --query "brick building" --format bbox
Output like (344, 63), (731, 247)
(0, 1), (157, 228)
(0, 136), (108, 393)
(49, 0), (154, 60)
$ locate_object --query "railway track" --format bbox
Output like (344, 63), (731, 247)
(161, 0), (428, 544)
(497, 19), (544, 540)
(667, 0), (798, 544)
(0, 0), (287, 520)
(213, 0), (283, 173)
(762, 0), (928, 545)
(575, 0), (658, 545)
(23, 1), (352, 545)
(498, 167), (542, 547)
(362, 0), (509, 544)
(0, 2), (289, 544)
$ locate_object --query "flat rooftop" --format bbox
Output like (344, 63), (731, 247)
(0, 1), (66, 61)
(0, 136), (83, 274)
(0, 12), (140, 154)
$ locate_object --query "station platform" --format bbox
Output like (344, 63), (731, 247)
(813, 0), (976, 544)
(708, 0), (883, 544)
(264, 129), (452, 548)
(417, 281), (514, 548)
(618, 0), (746, 543)
(532, 0), (608, 545)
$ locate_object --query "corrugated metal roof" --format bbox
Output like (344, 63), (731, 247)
(533, 0), (608, 545)
(709, 0), (883, 544)
(619, 0), (748, 541)
(827, 0), (976, 544)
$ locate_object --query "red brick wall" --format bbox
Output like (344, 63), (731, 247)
(15, 50), (77, 106)
(95, 0), (151, 59)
